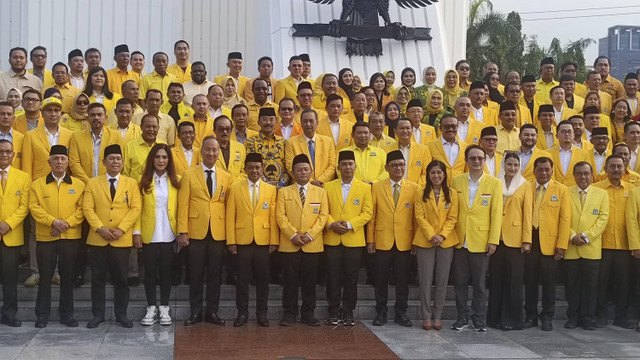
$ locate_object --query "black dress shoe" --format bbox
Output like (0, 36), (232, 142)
(372, 313), (387, 326)
(87, 317), (105, 329)
(116, 317), (133, 328)
(540, 319), (553, 331)
(204, 313), (225, 325)
(613, 319), (636, 329)
(301, 315), (320, 327)
(394, 313), (412, 327)
(1, 317), (21, 327)
(59, 318), (79, 327)
(523, 318), (537, 329)
(257, 314), (270, 327)
(184, 314), (202, 327)
(582, 322), (596, 331)
(35, 318), (47, 328)
(564, 318), (579, 329)
(73, 275), (84, 288)
(280, 314), (296, 326)
(127, 276), (139, 287)
(233, 314), (247, 327)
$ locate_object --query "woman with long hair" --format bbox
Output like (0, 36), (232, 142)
(483, 72), (505, 103)
(487, 152), (530, 330)
(61, 93), (91, 132)
(413, 66), (438, 108)
(582, 91), (612, 129)
(370, 72), (394, 112)
(383, 101), (401, 138)
(135, 143), (180, 326)
(400, 67), (417, 95)
(610, 99), (631, 145)
(338, 68), (356, 101)
(413, 160), (459, 331)
(423, 89), (448, 130)
(83, 67), (121, 114)
(441, 69), (467, 112)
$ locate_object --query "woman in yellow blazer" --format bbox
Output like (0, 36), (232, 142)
(487, 152), (532, 330)
(83, 67), (122, 115)
(133, 144), (180, 326)
(413, 160), (459, 331)
(60, 93), (90, 132)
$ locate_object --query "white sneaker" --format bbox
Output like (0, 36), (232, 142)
(158, 305), (172, 326)
(24, 273), (40, 287)
(140, 306), (158, 326)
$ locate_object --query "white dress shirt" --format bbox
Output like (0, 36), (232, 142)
(398, 142), (411, 179)
(182, 145), (194, 166)
(554, 106), (563, 125)
(106, 173), (120, 191)
(630, 146), (639, 171)
(280, 122), (293, 139)
(150, 173), (176, 243)
(70, 75), (85, 90)
(412, 125), (422, 144)
(458, 119), (470, 142)
(201, 163), (217, 195)
(486, 154), (496, 176)
(519, 147), (534, 173)
(464, 173), (483, 248)
(441, 137), (460, 166)
(559, 146), (573, 175)
(472, 106), (484, 123)
(594, 149), (607, 174)
(45, 125), (60, 146)
(329, 119), (340, 146)
(543, 130), (555, 149)
(91, 130), (103, 177)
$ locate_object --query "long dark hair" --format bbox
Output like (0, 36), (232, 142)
(384, 101), (401, 138)
(610, 98), (631, 122)
(338, 68), (355, 101)
(423, 160), (451, 204)
(139, 143), (180, 194)
(83, 67), (115, 100)
(483, 72), (504, 103)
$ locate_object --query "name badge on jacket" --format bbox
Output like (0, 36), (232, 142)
(592, 209), (599, 215)
(550, 195), (558, 202)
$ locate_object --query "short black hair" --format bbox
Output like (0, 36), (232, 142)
(594, 56), (610, 67)
(9, 47), (27, 58)
(52, 62), (68, 73)
(572, 161), (592, 174)
(192, 61), (206, 69)
(214, 115), (233, 129)
(178, 121), (195, 133)
(624, 121), (640, 133)
(30, 46), (47, 58)
(520, 123), (538, 133)
(131, 51), (144, 58)
(533, 156), (553, 169)
(85, 48), (101, 58)
(258, 56), (273, 67)
(174, 40), (190, 50)
(464, 145), (486, 160)
(556, 120), (573, 133)
(560, 61), (578, 72)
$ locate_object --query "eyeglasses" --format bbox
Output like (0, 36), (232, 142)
(299, 94), (313, 98)
(31, 55), (46, 59)
(467, 156), (485, 162)
(482, 138), (498, 143)
(388, 163), (405, 168)
(216, 127), (233, 132)
(76, 101), (90, 106)
(23, 97), (40, 103)
(280, 107), (294, 112)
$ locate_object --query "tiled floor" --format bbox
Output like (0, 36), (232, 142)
(3, 319), (640, 359)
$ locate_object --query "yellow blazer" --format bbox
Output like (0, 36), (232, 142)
(452, 174), (503, 252)
(83, 174), (142, 247)
(171, 146), (200, 176)
(548, 146), (591, 186)
(426, 138), (468, 187)
(409, 124), (437, 145)
(135, 179), (179, 244)
(22, 126), (73, 181)
(316, 117), (354, 151)
(483, 152), (503, 177)
(367, 179), (419, 251)
(178, 117), (214, 149)
(593, 179), (632, 250)
(274, 76), (305, 106)
(216, 140), (246, 182)
(520, 97), (541, 127)
(383, 142), (431, 187)
(285, 134), (336, 183)
(106, 122), (142, 144)
(0, 167), (31, 246)
(470, 106), (499, 127)
(9, 130), (23, 170)
(177, 166), (232, 240)
(524, 180), (572, 255)
(516, 104), (533, 127)
(324, 178), (373, 247)
(276, 183), (329, 253)
(69, 127), (124, 184)
(29, 174), (85, 241)
(460, 118), (487, 145)
(536, 127), (558, 150)
(225, 180), (278, 246)
(413, 188), (459, 248)
(626, 186), (640, 250)
(565, 185), (609, 260)
(12, 113), (43, 134)
(501, 183), (533, 248)
(521, 147), (551, 181)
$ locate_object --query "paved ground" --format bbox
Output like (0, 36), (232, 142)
(2, 319), (640, 359)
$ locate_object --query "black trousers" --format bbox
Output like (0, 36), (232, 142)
(235, 242), (270, 317)
(597, 249), (630, 321)
(89, 245), (130, 319)
(524, 229), (558, 321)
(74, 221), (90, 280)
(374, 245), (410, 314)
(35, 239), (79, 320)
(453, 247), (490, 326)
(487, 244), (524, 329)
(142, 242), (175, 306)
(187, 233), (225, 316)
(0, 240), (20, 320)
(282, 250), (319, 318)
(325, 244), (362, 316)
(565, 258), (599, 324)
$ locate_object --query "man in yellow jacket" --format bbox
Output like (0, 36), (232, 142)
(324, 150), (373, 326)
(30, 145), (85, 328)
(340, 121), (388, 184)
(214, 115), (245, 183)
(426, 115), (468, 186)
(548, 120), (591, 186)
(518, 124), (551, 181)
(383, 118), (431, 187)
(225, 153), (278, 328)
(274, 56), (305, 106)
(178, 136), (233, 327)
(593, 155), (635, 329)
(523, 156), (571, 331)
(367, 150), (419, 327)
(450, 145), (502, 332)
(317, 94), (353, 151)
(276, 154), (329, 327)
(83, 144), (142, 329)
(172, 121), (199, 176)
(0, 140), (31, 327)
(565, 161), (609, 330)
(406, 99), (437, 145)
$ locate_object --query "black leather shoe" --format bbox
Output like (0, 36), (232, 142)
(564, 318), (578, 329)
(280, 314), (296, 326)
(73, 275), (84, 288)
(87, 317), (105, 329)
(116, 317), (133, 328)
(613, 319), (636, 329)
(59, 318), (79, 327)
(301, 315), (320, 327)
(1, 317), (21, 327)
(394, 313), (412, 327)
(184, 314), (202, 327)
(540, 319), (553, 331)
(35, 318), (47, 328)
(582, 321), (596, 331)
(233, 314), (247, 327)
(257, 314), (270, 327)
(127, 276), (139, 287)
(372, 313), (387, 326)
(523, 318), (537, 329)
(204, 313), (225, 325)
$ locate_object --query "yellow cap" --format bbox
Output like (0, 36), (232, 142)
(41, 97), (63, 110)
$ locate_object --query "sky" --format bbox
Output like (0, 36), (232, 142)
(489, 0), (639, 63)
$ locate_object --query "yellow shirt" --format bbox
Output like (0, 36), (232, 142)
(28, 68), (54, 89)
(139, 71), (178, 100)
(29, 174), (85, 241)
(339, 144), (388, 183)
(106, 67), (139, 94)
(167, 63), (191, 84)
(369, 134), (396, 149)
(159, 101), (195, 120)
(89, 92), (122, 115)
(60, 114), (89, 132)
(496, 125), (520, 154)
(123, 137), (166, 181)
(107, 103), (144, 126)
(600, 74), (624, 100)
(54, 83), (80, 114)
(132, 111), (176, 146)
(106, 122), (142, 144)
(534, 78), (559, 105)
(594, 179), (633, 250)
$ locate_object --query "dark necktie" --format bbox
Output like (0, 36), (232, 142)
(299, 186), (306, 206)
(308, 140), (315, 168)
(168, 105), (180, 125)
(206, 170), (213, 198)
(109, 178), (116, 201)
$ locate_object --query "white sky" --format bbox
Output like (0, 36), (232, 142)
(489, 0), (639, 62)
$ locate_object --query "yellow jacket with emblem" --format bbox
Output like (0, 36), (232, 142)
(426, 138), (468, 187)
(565, 185), (609, 260)
(0, 167), (31, 246)
(413, 188), (459, 249)
(226, 180), (278, 246)
(216, 140), (246, 183)
(501, 183), (533, 248)
(524, 179), (572, 255)
(276, 183), (329, 253)
(324, 178), (373, 247)
(134, 177), (179, 244)
(593, 179), (632, 250)
(383, 142), (431, 187)
(69, 127), (124, 184)
(22, 126), (73, 180)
